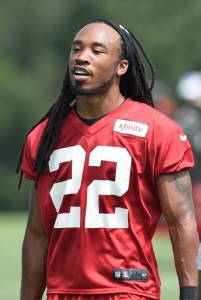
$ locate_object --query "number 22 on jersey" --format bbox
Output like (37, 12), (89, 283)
(49, 145), (131, 229)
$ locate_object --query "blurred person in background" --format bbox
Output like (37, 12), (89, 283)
(175, 71), (201, 300)
(175, 71), (201, 243)
(17, 19), (198, 300)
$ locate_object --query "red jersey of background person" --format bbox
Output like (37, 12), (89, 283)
(21, 99), (194, 299)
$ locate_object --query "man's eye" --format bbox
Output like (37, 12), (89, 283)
(72, 47), (81, 52)
(93, 50), (103, 55)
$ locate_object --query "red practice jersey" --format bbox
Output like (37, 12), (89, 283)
(22, 99), (194, 299)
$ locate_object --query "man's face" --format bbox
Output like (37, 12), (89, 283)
(69, 22), (125, 96)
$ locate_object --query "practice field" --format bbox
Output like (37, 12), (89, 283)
(0, 213), (179, 299)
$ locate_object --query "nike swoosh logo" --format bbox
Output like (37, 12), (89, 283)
(180, 134), (187, 142)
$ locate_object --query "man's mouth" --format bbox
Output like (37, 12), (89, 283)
(74, 70), (89, 76)
(72, 67), (91, 81)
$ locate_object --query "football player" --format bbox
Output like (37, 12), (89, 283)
(17, 19), (199, 300)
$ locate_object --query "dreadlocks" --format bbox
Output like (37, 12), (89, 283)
(16, 18), (156, 189)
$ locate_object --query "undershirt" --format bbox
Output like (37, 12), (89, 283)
(74, 108), (105, 126)
(74, 98), (127, 125)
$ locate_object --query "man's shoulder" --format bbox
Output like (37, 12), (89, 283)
(27, 119), (48, 143)
(126, 99), (178, 127)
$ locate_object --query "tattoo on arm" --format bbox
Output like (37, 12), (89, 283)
(173, 171), (195, 219)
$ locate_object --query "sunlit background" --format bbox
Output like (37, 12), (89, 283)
(0, 1), (200, 299)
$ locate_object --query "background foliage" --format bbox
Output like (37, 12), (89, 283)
(1, 0), (201, 210)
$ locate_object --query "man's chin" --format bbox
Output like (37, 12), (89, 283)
(74, 89), (92, 96)
(71, 85), (96, 96)
(71, 79), (113, 96)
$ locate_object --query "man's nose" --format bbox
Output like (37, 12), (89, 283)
(75, 58), (89, 66)
(75, 49), (90, 65)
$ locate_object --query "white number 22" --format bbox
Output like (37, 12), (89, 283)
(49, 146), (131, 229)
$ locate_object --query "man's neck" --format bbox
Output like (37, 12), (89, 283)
(75, 93), (125, 119)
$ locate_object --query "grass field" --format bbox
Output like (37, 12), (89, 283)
(0, 213), (179, 299)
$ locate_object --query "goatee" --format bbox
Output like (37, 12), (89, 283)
(70, 74), (115, 96)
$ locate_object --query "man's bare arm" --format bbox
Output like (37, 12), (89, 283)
(20, 181), (47, 300)
(157, 171), (199, 287)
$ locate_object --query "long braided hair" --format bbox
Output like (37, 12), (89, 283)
(16, 18), (155, 189)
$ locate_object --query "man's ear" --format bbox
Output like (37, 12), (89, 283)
(116, 60), (129, 76)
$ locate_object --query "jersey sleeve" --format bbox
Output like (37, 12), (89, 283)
(21, 120), (47, 181)
(153, 116), (195, 178)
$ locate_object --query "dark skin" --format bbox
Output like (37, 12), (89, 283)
(20, 182), (47, 300)
(69, 23), (129, 119)
(157, 171), (198, 287)
(20, 23), (199, 299)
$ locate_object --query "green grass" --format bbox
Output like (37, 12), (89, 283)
(153, 231), (179, 299)
(0, 213), (25, 300)
(0, 213), (179, 299)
